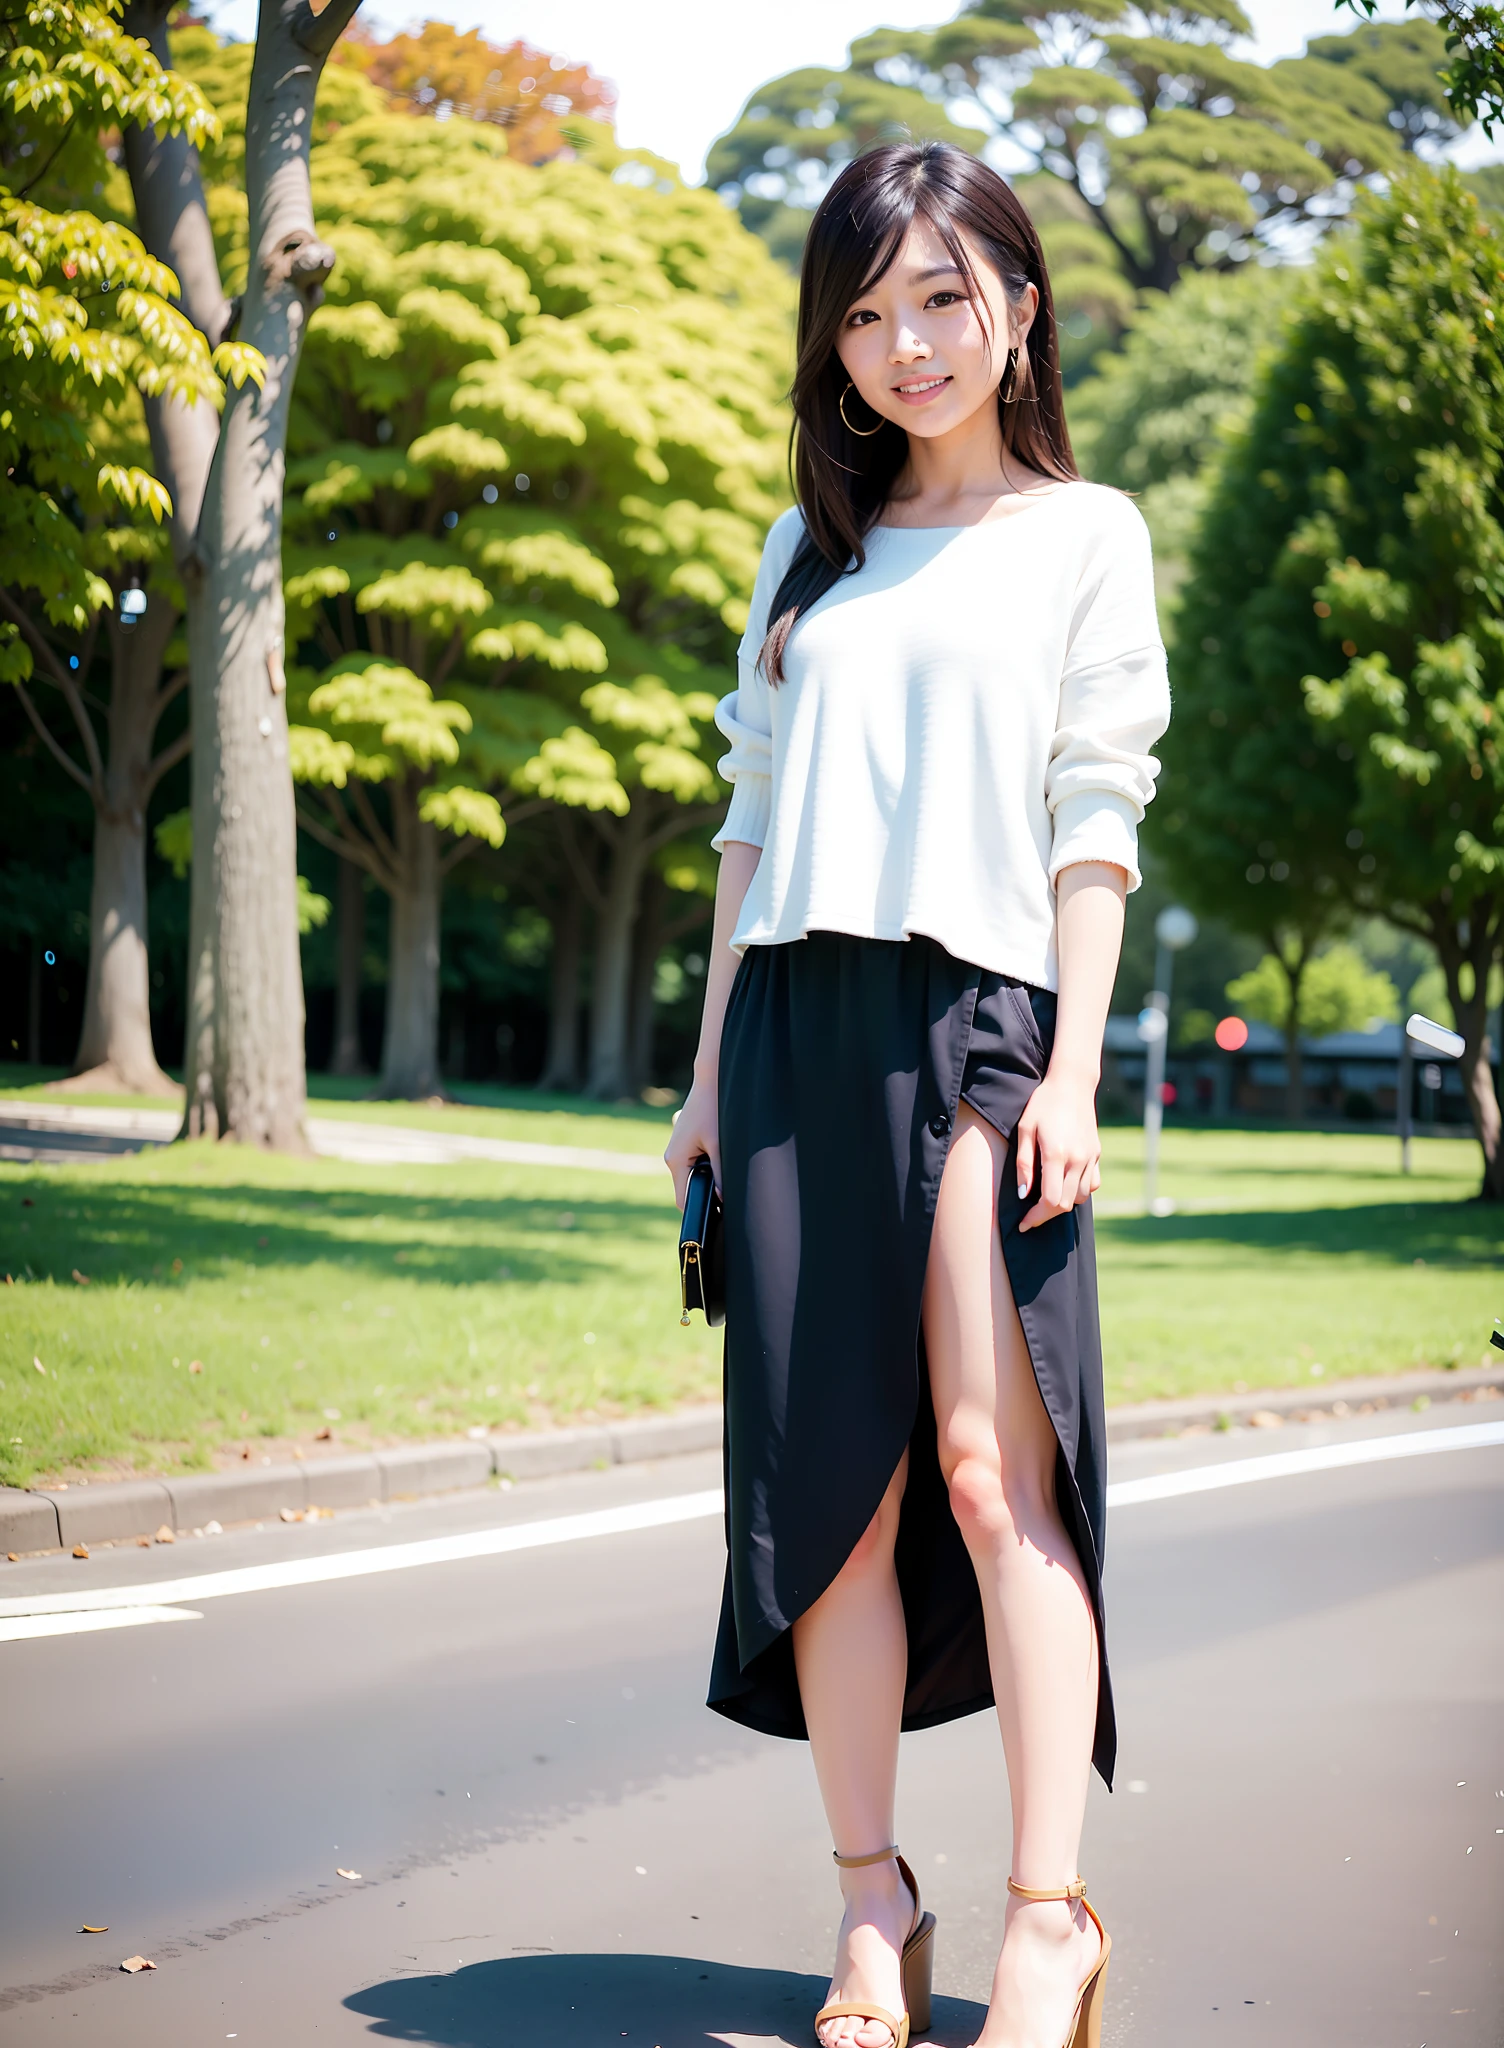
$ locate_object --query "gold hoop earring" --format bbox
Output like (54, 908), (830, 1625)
(999, 346), (1020, 405)
(839, 382), (885, 437)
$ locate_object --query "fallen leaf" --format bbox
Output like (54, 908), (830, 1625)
(1247, 1409), (1285, 1429)
(6, 1553), (17, 1563)
(72, 1269), (90, 1286)
(314, 1425), (332, 1441)
(33, 1356), (46, 1375)
(80, 1925), (108, 1934)
(119, 1955), (156, 1973)
(136, 1537), (151, 1548)
(153, 1526), (175, 1544)
(188, 1359), (204, 1375)
(278, 1507), (302, 1523)
(336, 1868), (362, 1881)
(72, 1543), (89, 1559)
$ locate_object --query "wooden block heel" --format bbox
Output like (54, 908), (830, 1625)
(900, 1902), (936, 2036)
(1071, 1945), (1108, 2048)
(1006, 1876), (1112, 2048)
(815, 1845), (936, 2048)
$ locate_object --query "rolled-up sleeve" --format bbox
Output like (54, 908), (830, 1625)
(1045, 502), (1170, 891)
(711, 662), (773, 850)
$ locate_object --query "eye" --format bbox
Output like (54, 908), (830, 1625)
(926, 290), (965, 310)
(845, 307), (879, 328)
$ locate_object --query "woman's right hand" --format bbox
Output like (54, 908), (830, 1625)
(665, 1072), (720, 1212)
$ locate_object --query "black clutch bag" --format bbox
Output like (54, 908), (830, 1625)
(678, 1155), (725, 1327)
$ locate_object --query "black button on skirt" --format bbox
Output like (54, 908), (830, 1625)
(707, 931), (1115, 1788)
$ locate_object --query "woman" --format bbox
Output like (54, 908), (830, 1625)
(665, 141), (1168, 2048)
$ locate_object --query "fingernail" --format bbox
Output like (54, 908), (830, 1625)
(1017, 1183), (1028, 1199)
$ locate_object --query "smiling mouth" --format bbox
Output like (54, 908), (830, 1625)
(893, 374), (952, 403)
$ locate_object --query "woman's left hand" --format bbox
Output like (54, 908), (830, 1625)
(1013, 1071), (1102, 1232)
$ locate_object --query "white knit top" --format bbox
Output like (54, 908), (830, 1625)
(711, 482), (1171, 991)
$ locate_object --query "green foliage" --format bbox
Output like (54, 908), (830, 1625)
(1339, 0), (1504, 138)
(283, 110), (793, 877)
(1226, 942), (1400, 1034)
(1284, 171), (1504, 940)
(707, 6), (1454, 336)
(1068, 263), (1297, 586)
(0, 0), (247, 672)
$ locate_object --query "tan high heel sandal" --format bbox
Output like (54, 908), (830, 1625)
(814, 1845), (936, 2048)
(1005, 1876), (1111, 2048)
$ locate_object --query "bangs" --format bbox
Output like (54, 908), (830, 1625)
(844, 183), (999, 358)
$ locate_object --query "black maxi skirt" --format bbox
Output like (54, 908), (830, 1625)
(707, 931), (1116, 1789)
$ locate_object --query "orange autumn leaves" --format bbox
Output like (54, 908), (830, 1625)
(334, 23), (616, 163)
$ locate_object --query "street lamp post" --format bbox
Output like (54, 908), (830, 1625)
(1399, 1012), (1465, 1174)
(1140, 904), (1198, 1215)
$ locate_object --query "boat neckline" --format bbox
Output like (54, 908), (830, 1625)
(871, 482), (1080, 533)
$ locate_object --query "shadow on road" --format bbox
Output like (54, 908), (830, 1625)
(344, 1952), (987, 2045)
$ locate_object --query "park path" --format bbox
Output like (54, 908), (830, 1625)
(0, 1406), (1499, 2045)
(0, 1097), (663, 1176)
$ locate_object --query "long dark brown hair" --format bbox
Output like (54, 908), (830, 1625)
(760, 141), (1077, 684)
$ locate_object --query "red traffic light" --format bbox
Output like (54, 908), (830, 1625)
(1214, 1016), (1249, 1051)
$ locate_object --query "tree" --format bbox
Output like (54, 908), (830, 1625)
(1068, 261), (1296, 592)
(1227, 941), (1399, 1037)
(332, 21), (616, 162)
(1150, 277), (1368, 1122)
(283, 114), (791, 1098)
(1339, 0), (1504, 137)
(708, 6), (1453, 330)
(2, 0), (237, 1090)
(1291, 168), (1504, 1197)
(119, 0), (363, 1148)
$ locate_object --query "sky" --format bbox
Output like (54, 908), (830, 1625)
(210, 0), (1497, 178)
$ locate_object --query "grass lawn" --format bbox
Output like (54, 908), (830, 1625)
(1, 1087), (1500, 1489)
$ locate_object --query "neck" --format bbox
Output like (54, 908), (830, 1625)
(894, 400), (1028, 513)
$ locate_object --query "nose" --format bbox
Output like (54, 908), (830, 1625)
(889, 326), (932, 365)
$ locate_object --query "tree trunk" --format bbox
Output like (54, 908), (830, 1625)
(1277, 943), (1308, 1123)
(70, 595), (178, 1095)
(586, 809), (651, 1100)
(174, 0), (359, 1149)
(626, 867), (664, 1097)
(27, 938), (41, 1066)
(329, 856), (367, 1076)
(538, 880), (583, 1092)
(1436, 919), (1503, 1201)
(380, 781), (443, 1098)
(122, 0), (233, 572)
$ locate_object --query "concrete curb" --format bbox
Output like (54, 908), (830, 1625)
(1102, 1361), (1504, 1441)
(0, 1405), (725, 1556)
(3, 1369), (1500, 1557)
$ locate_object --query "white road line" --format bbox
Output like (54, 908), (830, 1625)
(0, 1605), (202, 1642)
(3, 1421), (1501, 1637)
(0, 1490), (726, 1622)
(1104, 1416), (1504, 1507)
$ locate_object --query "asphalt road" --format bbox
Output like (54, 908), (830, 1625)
(1, 1407), (1500, 2047)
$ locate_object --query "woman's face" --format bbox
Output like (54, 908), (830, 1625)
(834, 216), (1036, 441)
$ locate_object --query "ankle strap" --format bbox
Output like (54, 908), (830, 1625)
(833, 1845), (899, 1869)
(1008, 1876), (1087, 1902)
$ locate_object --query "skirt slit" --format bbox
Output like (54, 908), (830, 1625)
(707, 931), (1116, 1788)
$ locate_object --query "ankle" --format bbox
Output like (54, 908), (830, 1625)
(1004, 1895), (1081, 1946)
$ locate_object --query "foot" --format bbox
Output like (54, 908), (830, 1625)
(971, 1894), (1102, 2048)
(816, 1858), (916, 2048)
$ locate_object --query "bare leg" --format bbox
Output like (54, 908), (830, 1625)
(793, 1453), (915, 2048)
(924, 1103), (1101, 2048)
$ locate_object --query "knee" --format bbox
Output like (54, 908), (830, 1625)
(944, 1446), (1052, 1553)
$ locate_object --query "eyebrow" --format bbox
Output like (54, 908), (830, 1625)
(907, 264), (966, 283)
